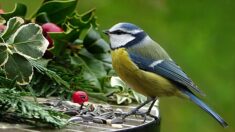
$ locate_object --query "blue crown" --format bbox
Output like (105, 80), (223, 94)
(119, 23), (141, 31)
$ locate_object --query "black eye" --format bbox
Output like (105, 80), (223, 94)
(110, 30), (126, 35)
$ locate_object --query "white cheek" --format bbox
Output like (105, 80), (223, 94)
(110, 34), (135, 49)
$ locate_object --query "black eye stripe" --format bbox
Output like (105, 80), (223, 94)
(110, 30), (129, 35)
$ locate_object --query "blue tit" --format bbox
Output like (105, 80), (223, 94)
(104, 22), (228, 127)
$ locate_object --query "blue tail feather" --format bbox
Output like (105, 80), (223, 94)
(183, 90), (228, 128)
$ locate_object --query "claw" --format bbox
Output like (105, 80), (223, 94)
(120, 109), (159, 123)
(147, 113), (159, 121)
(121, 109), (146, 122)
(120, 97), (159, 123)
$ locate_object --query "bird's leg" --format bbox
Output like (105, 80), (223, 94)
(145, 98), (159, 121)
(134, 97), (159, 122)
(122, 97), (160, 123)
(122, 97), (155, 120)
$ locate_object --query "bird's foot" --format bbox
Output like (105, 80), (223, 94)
(121, 109), (159, 123)
(122, 109), (145, 119)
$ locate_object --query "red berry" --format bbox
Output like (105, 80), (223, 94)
(42, 23), (63, 33)
(43, 50), (54, 59)
(0, 9), (5, 32)
(72, 91), (89, 105)
(41, 23), (63, 48)
(45, 34), (54, 48)
(0, 9), (4, 14)
(0, 25), (5, 32)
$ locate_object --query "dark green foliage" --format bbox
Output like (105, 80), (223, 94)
(0, 17), (48, 85)
(0, 0), (147, 128)
(0, 88), (67, 128)
(1, 3), (27, 21)
(83, 28), (110, 54)
(35, 0), (77, 24)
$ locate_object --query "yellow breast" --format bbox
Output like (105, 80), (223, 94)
(111, 48), (181, 97)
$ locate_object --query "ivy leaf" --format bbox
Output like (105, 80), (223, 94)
(4, 53), (33, 85)
(35, 0), (77, 24)
(1, 17), (24, 41)
(10, 23), (49, 59)
(0, 3), (27, 21)
(0, 44), (8, 66)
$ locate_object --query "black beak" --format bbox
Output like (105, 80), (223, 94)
(103, 30), (110, 35)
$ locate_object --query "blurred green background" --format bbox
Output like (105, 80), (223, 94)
(1, 0), (234, 131)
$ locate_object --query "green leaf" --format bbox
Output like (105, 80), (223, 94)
(110, 76), (127, 88)
(4, 53), (33, 85)
(79, 48), (112, 70)
(35, 0), (77, 24)
(35, 12), (50, 24)
(0, 17), (48, 85)
(116, 94), (128, 104)
(109, 76), (146, 104)
(1, 3), (27, 21)
(80, 9), (98, 27)
(83, 28), (110, 54)
(70, 55), (101, 89)
(11, 23), (49, 59)
(132, 90), (147, 103)
(0, 16), (6, 25)
(1, 17), (24, 41)
(64, 9), (98, 30)
(49, 29), (80, 56)
(79, 54), (107, 79)
(0, 76), (14, 88)
(0, 44), (8, 66)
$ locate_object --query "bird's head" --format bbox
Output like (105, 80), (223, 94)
(104, 23), (147, 50)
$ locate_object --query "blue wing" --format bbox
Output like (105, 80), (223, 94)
(129, 53), (205, 96)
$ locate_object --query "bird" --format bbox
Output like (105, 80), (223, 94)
(104, 22), (228, 127)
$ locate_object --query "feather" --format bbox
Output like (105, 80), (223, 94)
(129, 53), (205, 96)
(182, 89), (228, 127)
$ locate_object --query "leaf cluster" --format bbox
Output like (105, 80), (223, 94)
(0, 0), (148, 128)
(0, 17), (48, 85)
(0, 88), (67, 128)
(109, 76), (147, 105)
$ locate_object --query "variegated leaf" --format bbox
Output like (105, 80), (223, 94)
(0, 44), (8, 66)
(4, 53), (33, 85)
(10, 23), (49, 59)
